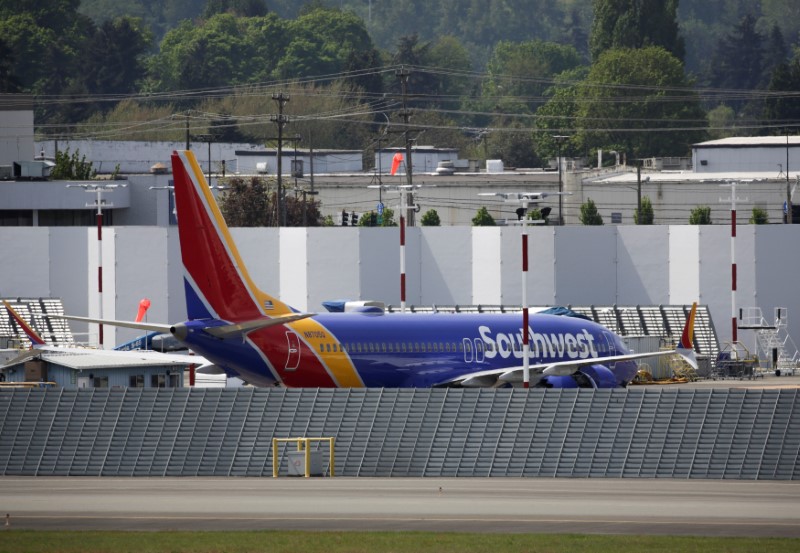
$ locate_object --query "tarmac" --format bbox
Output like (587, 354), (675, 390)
(1, 476), (799, 537)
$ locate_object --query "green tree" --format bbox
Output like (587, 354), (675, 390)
(0, 36), (19, 92)
(764, 55), (800, 126)
(219, 176), (272, 227)
(590, 0), (684, 61)
(634, 196), (654, 224)
(472, 206), (496, 226)
(577, 46), (707, 158)
(83, 17), (151, 97)
(580, 198), (604, 225)
(420, 209), (441, 226)
(51, 148), (95, 180)
(278, 7), (380, 83)
(709, 14), (765, 91)
(484, 40), (583, 103)
(750, 207), (769, 224)
(203, 0), (267, 18)
(707, 104), (737, 139)
(358, 207), (397, 227)
(689, 206), (712, 225)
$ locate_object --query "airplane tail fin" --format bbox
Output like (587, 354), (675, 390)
(3, 301), (47, 347)
(676, 302), (698, 370)
(170, 150), (295, 321)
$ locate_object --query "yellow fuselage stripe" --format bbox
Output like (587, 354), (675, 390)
(290, 319), (364, 387)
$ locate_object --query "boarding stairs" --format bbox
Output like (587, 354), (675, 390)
(739, 307), (799, 375)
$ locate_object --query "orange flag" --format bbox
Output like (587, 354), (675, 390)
(135, 298), (151, 322)
(390, 152), (404, 176)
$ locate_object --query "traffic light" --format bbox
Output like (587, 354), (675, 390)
(341, 210), (349, 226)
(351, 211), (359, 226)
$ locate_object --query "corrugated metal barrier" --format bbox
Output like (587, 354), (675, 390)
(0, 388), (797, 479)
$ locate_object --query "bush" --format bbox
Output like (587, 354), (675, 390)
(689, 206), (712, 225)
(472, 206), (496, 226)
(579, 198), (603, 225)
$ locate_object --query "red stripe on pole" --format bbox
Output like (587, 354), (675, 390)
(732, 316), (737, 343)
(98, 266), (102, 293)
(522, 308), (529, 345)
(522, 234), (528, 271)
(732, 263), (737, 291)
(400, 216), (405, 245)
(731, 210), (736, 237)
(97, 213), (102, 240)
(400, 273), (406, 302)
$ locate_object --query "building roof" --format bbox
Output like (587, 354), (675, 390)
(5, 350), (194, 370)
(586, 169), (798, 185)
(693, 136), (800, 148)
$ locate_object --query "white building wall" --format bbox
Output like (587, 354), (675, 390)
(0, 227), (50, 296)
(307, 227), (361, 310)
(4, 225), (800, 352)
(554, 226), (617, 305)
(418, 227), (472, 305)
(471, 228), (502, 305)
(616, 226), (670, 305)
(668, 226), (700, 305)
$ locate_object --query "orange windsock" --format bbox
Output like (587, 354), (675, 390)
(135, 298), (151, 323)
(390, 152), (404, 176)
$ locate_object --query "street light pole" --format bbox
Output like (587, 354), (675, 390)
(67, 183), (126, 349)
(552, 135), (568, 225)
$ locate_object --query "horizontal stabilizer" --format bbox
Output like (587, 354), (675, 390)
(50, 314), (172, 334)
(203, 313), (314, 339)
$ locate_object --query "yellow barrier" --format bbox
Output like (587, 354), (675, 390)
(272, 437), (335, 478)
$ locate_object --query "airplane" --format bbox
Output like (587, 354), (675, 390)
(1, 300), (210, 372)
(55, 150), (697, 388)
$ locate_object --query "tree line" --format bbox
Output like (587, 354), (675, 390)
(3, 0), (800, 183)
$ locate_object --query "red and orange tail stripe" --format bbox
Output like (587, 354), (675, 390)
(3, 301), (46, 346)
(680, 302), (697, 350)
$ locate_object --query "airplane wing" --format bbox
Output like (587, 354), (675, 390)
(440, 347), (697, 387)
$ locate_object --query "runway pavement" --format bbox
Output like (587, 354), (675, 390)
(1, 477), (799, 537)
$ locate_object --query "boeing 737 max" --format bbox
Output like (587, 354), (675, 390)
(58, 150), (697, 388)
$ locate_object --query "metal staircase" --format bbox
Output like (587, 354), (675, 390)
(739, 307), (799, 375)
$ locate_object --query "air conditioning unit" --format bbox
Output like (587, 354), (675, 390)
(13, 160), (55, 179)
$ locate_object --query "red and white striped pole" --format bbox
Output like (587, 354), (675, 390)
(730, 186), (737, 344)
(68, 183), (125, 349)
(95, 189), (104, 348)
(721, 181), (746, 344)
(400, 189), (407, 313)
(521, 200), (530, 388)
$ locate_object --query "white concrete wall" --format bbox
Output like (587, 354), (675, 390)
(3, 225), (800, 352)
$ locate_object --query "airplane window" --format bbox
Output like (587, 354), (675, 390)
(319, 344), (325, 353)
(401, 343), (407, 353)
(427, 342), (432, 352)
(433, 343), (439, 353)
(439, 342), (445, 352)
(445, 343), (451, 352)
(388, 343), (393, 353)
(326, 343), (331, 353)
(381, 343), (387, 352)
(414, 343), (420, 353)
(368, 343), (375, 353)
(333, 344), (338, 353)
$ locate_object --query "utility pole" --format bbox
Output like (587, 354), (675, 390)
(271, 93), (290, 226)
(787, 135), (793, 224)
(184, 111), (191, 151)
(552, 135), (568, 225)
(396, 67), (416, 226)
